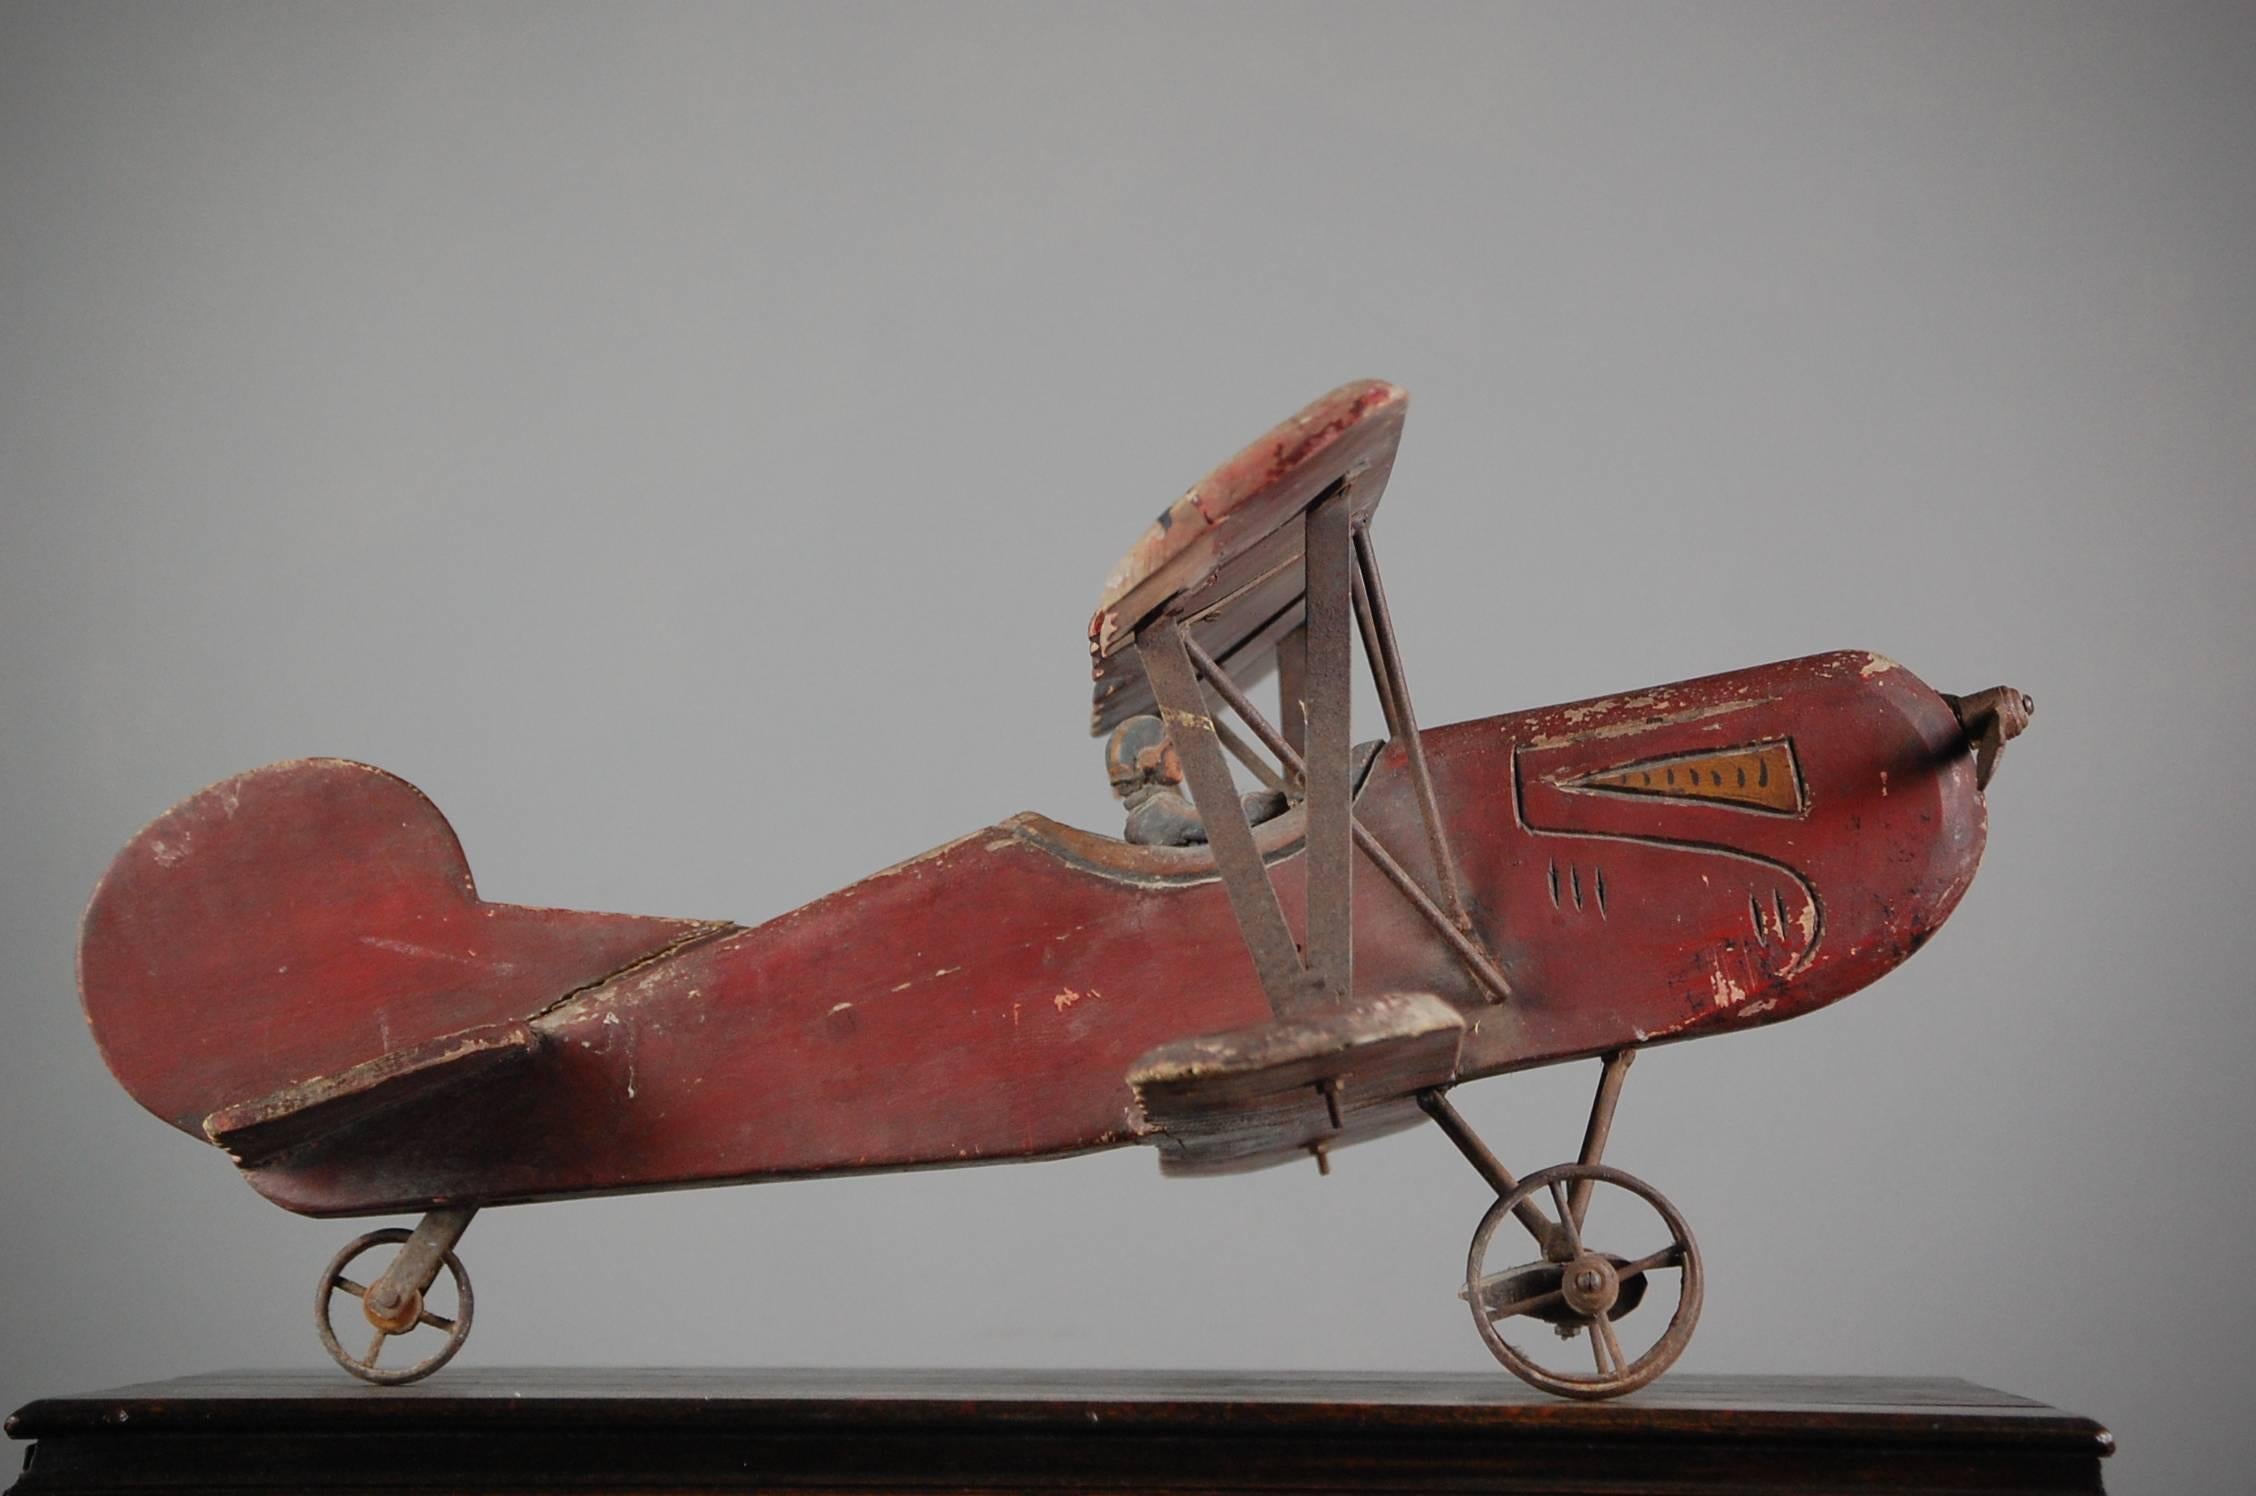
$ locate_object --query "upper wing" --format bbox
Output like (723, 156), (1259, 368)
(1087, 380), (1407, 734)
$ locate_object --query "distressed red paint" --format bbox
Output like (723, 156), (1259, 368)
(73, 380), (2029, 1394)
(80, 648), (1979, 1215)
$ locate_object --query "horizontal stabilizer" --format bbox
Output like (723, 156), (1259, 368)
(203, 1019), (539, 1166)
(80, 758), (733, 1146)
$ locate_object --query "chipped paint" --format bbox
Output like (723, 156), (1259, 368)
(358, 936), (485, 967)
(79, 635), (2003, 1225)
(1860, 655), (1900, 678)
(855, 827), (990, 886)
(1522, 695), (1766, 750)
(1559, 689), (1673, 725)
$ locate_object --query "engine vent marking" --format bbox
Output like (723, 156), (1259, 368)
(1558, 739), (1805, 816)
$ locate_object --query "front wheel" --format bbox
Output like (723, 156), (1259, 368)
(1465, 1162), (1701, 1399)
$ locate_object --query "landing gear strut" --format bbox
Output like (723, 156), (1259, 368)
(314, 1205), (479, 1385)
(1422, 1051), (1703, 1399)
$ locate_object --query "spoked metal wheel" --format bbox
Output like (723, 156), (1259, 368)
(1466, 1162), (1701, 1400)
(315, 1227), (474, 1386)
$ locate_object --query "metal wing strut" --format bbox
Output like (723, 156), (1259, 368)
(1133, 481), (1511, 1018)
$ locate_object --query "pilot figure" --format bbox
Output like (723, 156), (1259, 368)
(1107, 714), (1290, 847)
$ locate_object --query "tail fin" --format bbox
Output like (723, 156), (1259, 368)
(79, 759), (727, 1152)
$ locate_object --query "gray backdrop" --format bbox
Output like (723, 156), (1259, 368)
(4, 4), (2250, 1492)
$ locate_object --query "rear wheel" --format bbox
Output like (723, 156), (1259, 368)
(315, 1227), (474, 1385)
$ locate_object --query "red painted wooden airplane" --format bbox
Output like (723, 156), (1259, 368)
(79, 381), (2032, 1395)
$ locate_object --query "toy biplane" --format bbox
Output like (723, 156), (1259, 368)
(79, 381), (2032, 1396)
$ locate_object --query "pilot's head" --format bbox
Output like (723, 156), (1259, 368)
(1106, 715), (1184, 799)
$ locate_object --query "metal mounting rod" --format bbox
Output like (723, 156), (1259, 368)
(1567, 1049), (1636, 1228)
(1302, 486), (1355, 1004)
(1208, 707), (1287, 794)
(1419, 1090), (1556, 1248)
(368, 1205), (477, 1314)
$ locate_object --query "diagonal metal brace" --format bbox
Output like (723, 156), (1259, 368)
(1181, 634), (1513, 1004)
(1139, 621), (1318, 1018)
(1351, 525), (1472, 933)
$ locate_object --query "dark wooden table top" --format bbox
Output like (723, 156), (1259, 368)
(7, 1369), (2114, 1494)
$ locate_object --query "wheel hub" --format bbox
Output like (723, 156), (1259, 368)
(1558, 1252), (1619, 1318)
(362, 1282), (424, 1335)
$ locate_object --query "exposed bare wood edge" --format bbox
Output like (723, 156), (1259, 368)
(1139, 621), (1315, 1018)
(1150, 1095), (1432, 1177)
(1180, 635), (1514, 1004)
(203, 1024), (540, 1167)
(207, 919), (744, 1168)
(1131, 992), (1465, 1089)
(1091, 380), (1405, 646)
(1090, 579), (1309, 736)
(1351, 525), (1472, 932)
(1133, 993), (1463, 1174)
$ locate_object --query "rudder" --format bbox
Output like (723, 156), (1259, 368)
(79, 759), (724, 1147)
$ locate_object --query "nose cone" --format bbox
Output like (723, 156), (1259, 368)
(1948, 686), (2034, 789)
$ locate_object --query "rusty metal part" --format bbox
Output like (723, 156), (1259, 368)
(315, 1212), (477, 1386)
(1417, 1089), (1557, 1251)
(1141, 487), (1505, 1021)
(1275, 622), (1308, 767)
(1302, 484), (1356, 1005)
(1465, 1254), (1650, 1330)
(368, 1205), (476, 1311)
(1943, 685), (2034, 791)
(1350, 525), (1472, 934)
(1566, 1050), (1635, 1229)
(363, 1283), (425, 1335)
(1180, 635), (1513, 1003)
(1208, 711), (1287, 795)
(1467, 1162), (1702, 1400)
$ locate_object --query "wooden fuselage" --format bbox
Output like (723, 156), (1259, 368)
(80, 650), (1983, 1217)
